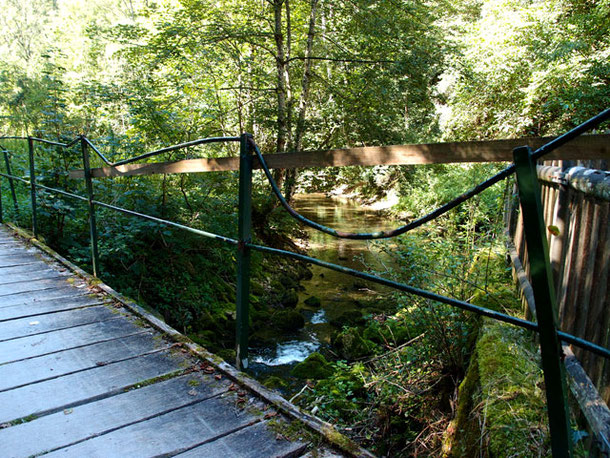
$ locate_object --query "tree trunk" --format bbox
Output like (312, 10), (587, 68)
(284, 0), (319, 201)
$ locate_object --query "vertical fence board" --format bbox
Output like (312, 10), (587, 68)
(510, 164), (609, 406)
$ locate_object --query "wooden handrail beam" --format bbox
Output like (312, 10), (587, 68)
(69, 134), (609, 179)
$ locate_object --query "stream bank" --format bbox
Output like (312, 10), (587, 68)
(249, 193), (397, 383)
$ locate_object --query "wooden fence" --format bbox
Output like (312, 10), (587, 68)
(508, 158), (609, 406)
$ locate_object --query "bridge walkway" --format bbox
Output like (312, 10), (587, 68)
(0, 225), (324, 458)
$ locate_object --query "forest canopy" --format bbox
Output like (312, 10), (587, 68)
(0, 1), (607, 455)
(1, 0), (607, 152)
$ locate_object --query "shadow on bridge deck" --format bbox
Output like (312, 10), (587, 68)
(0, 225), (353, 458)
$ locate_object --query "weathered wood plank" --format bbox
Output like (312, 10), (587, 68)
(564, 345), (610, 454)
(0, 331), (165, 391)
(0, 255), (39, 268)
(0, 296), (106, 322)
(0, 270), (68, 286)
(0, 318), (144, 365)
(43, 393), (261, 458)
(70, 134), (610, 178)
(0, 277), (75, 297)
(0, 262), (55, 278)
(175, 420), (307, 458)
(0, 287), (91, 308)
(0, 305), (119, 342)
(0, 350), (186, 424)
(0, 262), (57, 284)
(0, 374), (229, 458)
(0, 246), (37, 256)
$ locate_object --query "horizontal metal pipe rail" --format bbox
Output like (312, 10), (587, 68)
(1, 108), (609, 456)
(0, 165), (607, 359)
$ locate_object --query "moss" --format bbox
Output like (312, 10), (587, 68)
(334, 328), (375, 360)
(128, 370), (184, 390)
(304, 296), (322, 308)
(8, 414), (38, 426)
(279, 289), (299, 307)
(216, 348), (236, 362)
(291, 352), (334, 380)
(187, 379), (201, 387)
(189, 330), (216, 348)
(321, 425), (360, 454)
(261, 376), (287, 390)
(267, 419), (316, 443)
(450, 319), (549, 457)
(273, 310), (305, 332)
(328, 309), (364, 328)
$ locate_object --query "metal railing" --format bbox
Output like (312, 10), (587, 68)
(0, 107), (609, 456)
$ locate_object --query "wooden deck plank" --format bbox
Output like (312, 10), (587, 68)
(0, 226), (341, 457)
(0, 270), (69, 285)
(0, 277), (75, 297)
(0, 258), (39, 268)
(42, 393), (262, 458)
(0, 287), (91, 308)
(0, 296), (106, 321)
(0, 305), (120, 342)
(0, 350), (187, 424)
(0, 252), (41, 261)
(0, 332), (165, 391)
(175, 420), (307, 458)
(0, 262), (56, 277)
(0, 374), (229, 458)
(0, 318), (144, 365)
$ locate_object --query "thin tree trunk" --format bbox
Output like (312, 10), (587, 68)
(284, 0), (319, 201)
(272, 0), (289, 190)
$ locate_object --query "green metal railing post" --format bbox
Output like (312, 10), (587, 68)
(513, 146), (572, 457)
(235, 132), (253, 371)
(3, 150), (19, 216)
(81, 136), (100, 277)
(27, 137), (38, 238)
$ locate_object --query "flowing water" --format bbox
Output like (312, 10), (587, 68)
(250, 193), (397, 379)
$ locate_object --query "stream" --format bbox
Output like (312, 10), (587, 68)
(250, 193), (398, 379)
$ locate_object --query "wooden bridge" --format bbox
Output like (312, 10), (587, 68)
(0, 225), (352, 458)
(0, 112), (609, 456)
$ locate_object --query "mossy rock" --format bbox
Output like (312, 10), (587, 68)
(284, 290), (300, 308)
(263, 376), (288, 390)
(304, 296), (322, 308)
(291, 352), (334, 379)
(335, 328), (375, 360)
(328, 310), (364, 328)
(273, 309), (305, 332)
(278, 273), (298, 289)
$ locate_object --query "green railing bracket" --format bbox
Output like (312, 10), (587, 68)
(513, 145), (572, 457)
(236, 132), (253, 371)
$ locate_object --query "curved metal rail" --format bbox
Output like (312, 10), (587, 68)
(1, 109), (609, 457)
(250, 107), (610, 239)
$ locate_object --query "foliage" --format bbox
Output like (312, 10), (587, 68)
(443, 0), (610, 139)
(0, 0), (607, 455)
